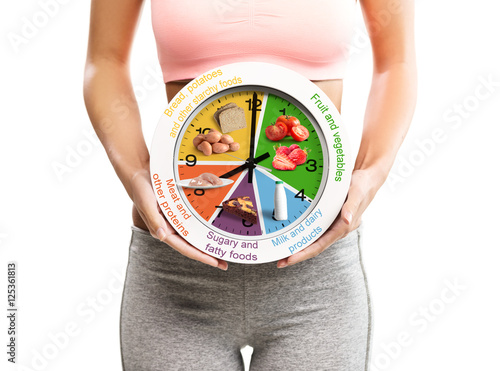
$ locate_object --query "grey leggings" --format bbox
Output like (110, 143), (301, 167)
(120, 225), (372, 371)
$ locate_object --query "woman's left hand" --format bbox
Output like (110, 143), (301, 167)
(276, 167), (385, 268)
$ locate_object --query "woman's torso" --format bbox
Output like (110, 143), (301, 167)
(152, 0), (356, 83)
(134, 1), (355, 230)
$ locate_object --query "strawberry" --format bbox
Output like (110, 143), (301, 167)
(288, 144), (300, 152)
(288, 147), (310, 165)
(273, 144), (291, 156)
(272, 153), (296, 171)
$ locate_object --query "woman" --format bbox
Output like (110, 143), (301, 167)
(84, 0), (416, 369)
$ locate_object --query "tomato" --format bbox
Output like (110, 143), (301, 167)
(290, 125), (309, 142)
(276, 115), (300, 136)
(265, 122), (287, 141)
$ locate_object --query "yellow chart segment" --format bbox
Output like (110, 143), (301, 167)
(178, 91), (264, 162)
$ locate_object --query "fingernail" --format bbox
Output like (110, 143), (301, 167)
(345, 211), (353, 224)
(156, 228), (166, 241)
(218, 262), (228, 271)
(277, 261), (288, 268)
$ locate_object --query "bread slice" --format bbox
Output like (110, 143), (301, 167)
(214, 103), (237, 124)
(218, 107), (247, 133)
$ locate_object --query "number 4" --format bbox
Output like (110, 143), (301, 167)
(295, 189), (306, 201)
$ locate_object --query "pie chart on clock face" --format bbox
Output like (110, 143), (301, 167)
(174, 89), (327, 240)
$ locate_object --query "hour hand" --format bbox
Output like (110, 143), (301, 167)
(249, 92), (258, 160)
(220, 162), (249, 179)
(254, 152), (270, 164)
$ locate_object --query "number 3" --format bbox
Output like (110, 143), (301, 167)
(305, 159), (317, 172)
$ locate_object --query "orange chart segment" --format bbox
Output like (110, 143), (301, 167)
(178, 164), (243, 222)
(178, 91), (265, 163)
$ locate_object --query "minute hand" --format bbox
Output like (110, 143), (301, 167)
(219, 162), (250, 179)
(249, 92), (258, 160)
(248, 92), (259, 184)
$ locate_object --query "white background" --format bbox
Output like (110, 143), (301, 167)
(1, 0), (499, 370)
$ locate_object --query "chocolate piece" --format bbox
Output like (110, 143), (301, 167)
(222, 196), (257, 224)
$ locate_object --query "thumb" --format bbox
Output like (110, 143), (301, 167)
(136, 193), (170, 241)
(148, 206), (170, 241)
(340, 187), (362, 227)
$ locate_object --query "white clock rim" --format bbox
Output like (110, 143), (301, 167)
(150, 62), (353, 264)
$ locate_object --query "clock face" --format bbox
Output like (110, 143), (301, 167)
(174, 87), (327, 240)
(150, 62), (352, 263)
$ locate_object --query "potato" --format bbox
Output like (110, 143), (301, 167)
(193, 134), (205, 147)
(197, 141), (212, 156)
(220, 134), (234, 144)
(212, 142), (229, 154)
(229, 142), (240, 152)
(205, 130), (222, 144)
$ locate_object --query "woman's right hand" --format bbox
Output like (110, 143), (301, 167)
(129, 169), (229, 271)
(83, 0), (228, 270)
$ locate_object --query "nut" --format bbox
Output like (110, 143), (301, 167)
(220, 134), (234, 144)
(197, 141), (212, 156)
(212, 142), (230, 153)
(205, 130), (222, 144)
(229, 142), (240, 152)
(193, 134), (206, 147)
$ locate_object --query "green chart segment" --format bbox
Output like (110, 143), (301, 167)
(254, 94), (324, 200)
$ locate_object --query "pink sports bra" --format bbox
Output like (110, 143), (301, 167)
(151, 1), (356, 83)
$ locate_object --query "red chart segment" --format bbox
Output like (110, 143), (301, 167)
(178, 164), (242, 222)
(211, 171), (263, 236)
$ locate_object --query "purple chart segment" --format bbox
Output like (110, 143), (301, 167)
(211, 172), (262, 236)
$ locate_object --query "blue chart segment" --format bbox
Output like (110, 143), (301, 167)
(255, 170), (311, 234)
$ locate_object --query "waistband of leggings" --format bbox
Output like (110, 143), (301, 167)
(129, 221), (363, 266)
(131, 225), (153, 237)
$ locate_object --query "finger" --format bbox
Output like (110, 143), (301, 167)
(132, 179), (168, 239)
(283, 220), (347, 267)
(341, 183), (365, 226)
(138, 198), (227, 270)
(134, 205), (159, 237)
(152, 210), (227, 269)
(278, 173), (370, 268)
(161, 229), (224, 269)
(278, 205), (353, 268)
(140, 200), (170, 240)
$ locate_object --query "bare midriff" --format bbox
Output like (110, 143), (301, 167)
(132, 79), (344, 232)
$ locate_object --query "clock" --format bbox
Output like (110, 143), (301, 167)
(150, 62), (353, 264)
